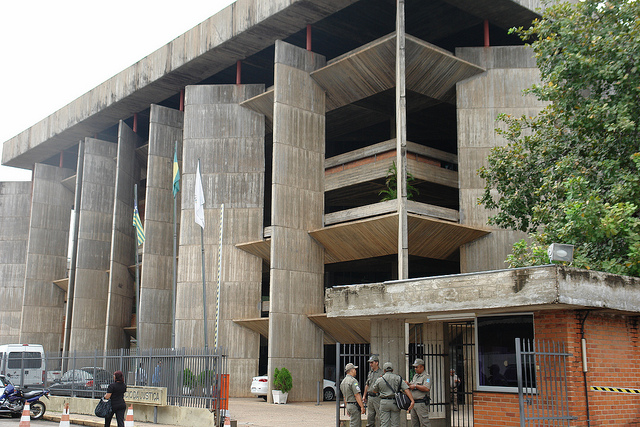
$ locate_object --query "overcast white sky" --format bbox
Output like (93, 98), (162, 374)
(0, 0), (235, 181)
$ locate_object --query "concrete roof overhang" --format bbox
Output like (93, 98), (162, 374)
(325, 265), (640, 322)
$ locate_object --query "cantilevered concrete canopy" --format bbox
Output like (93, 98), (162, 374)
(236, 204), (489, 264)
(310, 33), (485, 111)
(233, 314), (371, 344)
(325, 266), (640, 321)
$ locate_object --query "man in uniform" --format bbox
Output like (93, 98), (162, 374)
(340, 362), (365, 427)
(407, 358), (431, 427)
(363, 355), (383, 427)
(370, 362), (414, 427)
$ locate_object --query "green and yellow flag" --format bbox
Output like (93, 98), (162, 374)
(172, 145), (180, 197)
(133, 202), (145, 246)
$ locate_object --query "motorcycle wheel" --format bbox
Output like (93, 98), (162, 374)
(29, 401), (46, 420)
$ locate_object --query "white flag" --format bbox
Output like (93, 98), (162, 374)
(194, 161), (205, 229)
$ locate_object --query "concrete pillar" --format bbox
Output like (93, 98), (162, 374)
(20, 164), (73, 352)
(104, 122), (141, 350)
(139, 104), (184, 349)
(268, 40), (326, 402)
(371, 318), (406, 377)
(69, 137), (117, 351)
(456, 46), (544, 273)
(0, 182), (31, 344)
(177, 84), (265, 396)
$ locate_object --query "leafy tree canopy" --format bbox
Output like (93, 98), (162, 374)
(478, 0), (640, 276)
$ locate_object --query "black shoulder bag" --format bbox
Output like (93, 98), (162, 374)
(95, 398), (113, 418)
(382, 374), (412, 411)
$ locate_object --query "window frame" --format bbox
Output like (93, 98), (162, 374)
(474, 312), (534, 393)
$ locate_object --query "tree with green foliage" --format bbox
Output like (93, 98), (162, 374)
(478, 0), (640, 277)
(273, 367), (292, 394)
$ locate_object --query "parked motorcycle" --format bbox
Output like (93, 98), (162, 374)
(0, 383), (49, 419)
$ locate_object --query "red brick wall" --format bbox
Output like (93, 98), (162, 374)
(473, 310), (640, 427)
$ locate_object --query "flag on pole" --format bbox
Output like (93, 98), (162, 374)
(194, 160), (205, 229)
(133, 201), (145, 245)
(172, 144), (180, 197)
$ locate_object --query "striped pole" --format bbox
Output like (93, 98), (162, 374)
(214, 204), (224, 349)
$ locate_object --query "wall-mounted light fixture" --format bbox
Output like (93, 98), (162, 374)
(548, 243), (574, 263)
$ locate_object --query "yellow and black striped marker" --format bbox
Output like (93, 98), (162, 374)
(591, 386), (640, 394)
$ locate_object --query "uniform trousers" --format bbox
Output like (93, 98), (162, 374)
(379, 398), (401, 427)
(366, 395), (381, 427)
(410, 400), (430, 427)
(347, 402), (362, 427)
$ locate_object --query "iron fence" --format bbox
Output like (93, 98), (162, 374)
(38, 347), (227, 412)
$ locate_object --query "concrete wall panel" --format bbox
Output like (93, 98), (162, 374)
(177, 84), (264, 397)
(139, 104), (184, 349)
(0, 182), (31, 344)
(69, 138), (116, 351)
(456, 47), (541, 272)
(267, 40), (326, 402)
(104, 122), (140, 350)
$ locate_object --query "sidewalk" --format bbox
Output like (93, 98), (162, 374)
(43, 398), (342, 427)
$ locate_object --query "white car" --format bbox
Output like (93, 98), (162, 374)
(250, 375), (336, 401)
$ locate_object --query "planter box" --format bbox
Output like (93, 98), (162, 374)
(272, 390), (289, 404)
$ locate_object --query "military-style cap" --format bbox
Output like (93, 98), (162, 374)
(383, 362), (394, 371)
(368, 355), (379, 362)
(412, 358), (425, 367)
(345, 363), (358, 372)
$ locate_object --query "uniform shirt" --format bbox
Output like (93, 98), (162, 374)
(371, 372), (408, 398)
(366, 368), (383, 395)
(340, 375), (361, 403)
(410, 371), (431, 400)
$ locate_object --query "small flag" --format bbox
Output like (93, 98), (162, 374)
(194, 161), (205, 229)
(133, 202), (145, 245)
(172, 144), (180, 197)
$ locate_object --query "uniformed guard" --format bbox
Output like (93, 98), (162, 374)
(407, 358), (431, 427)
(340, 362), (365, 427)
(363, 355), (383, 427)
(370, 362), (414, 427)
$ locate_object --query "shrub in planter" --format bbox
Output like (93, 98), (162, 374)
(273, 367), (292, 394)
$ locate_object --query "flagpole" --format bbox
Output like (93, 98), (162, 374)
(171, 141), (179, 350)
(214, 204), (224, 349)
(134, 184), (141, 347)
(197, 158), (209, 350)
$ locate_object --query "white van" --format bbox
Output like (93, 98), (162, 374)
(0, 344), (45, 389)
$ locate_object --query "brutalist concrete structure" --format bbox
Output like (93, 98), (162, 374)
(1, 0), (547, 402)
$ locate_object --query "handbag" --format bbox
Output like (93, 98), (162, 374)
(95, 398), (113, 418)
(382, 375), (412, 411)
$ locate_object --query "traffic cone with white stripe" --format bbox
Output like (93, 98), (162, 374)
(124, 405), (134, 427)
(18, 402), (30, 427)
(59, 403), (70, 427)
(224, 416), (231, 426)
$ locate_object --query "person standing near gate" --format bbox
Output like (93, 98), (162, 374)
(363, 355), (383, 427)
(370, 362), (414, 427)
(341, 363), (365, 427)
(407, 358), (431, 427)
(450, 368), (460, 411)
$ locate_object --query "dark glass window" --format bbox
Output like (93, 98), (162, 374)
(477, 314), (534, 389)
(7, 352), (42, 369)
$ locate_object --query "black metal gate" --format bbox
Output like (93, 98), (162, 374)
(516, 339), (576, 426)
(449, 322), (475, 427)
(335, 343), (371, 427)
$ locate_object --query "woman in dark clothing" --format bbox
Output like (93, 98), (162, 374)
(103, 370), (127, 427)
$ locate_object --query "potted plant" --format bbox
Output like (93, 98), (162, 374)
(271, 367), (292, 404)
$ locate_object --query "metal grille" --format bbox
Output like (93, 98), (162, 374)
(449, 322), (475, 427)
(516, 339), (576, 426)
(335, 343), (371, 427)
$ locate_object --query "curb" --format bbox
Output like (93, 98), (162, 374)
(43, 414), (103, 427)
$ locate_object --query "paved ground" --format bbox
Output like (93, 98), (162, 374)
(38, 398), (343, 426)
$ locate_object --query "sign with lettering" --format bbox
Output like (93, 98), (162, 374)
(124, 386), (167, 405)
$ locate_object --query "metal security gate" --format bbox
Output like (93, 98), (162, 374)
(335, 343), (371, 427)
(449, 322), (475, 427)
(516, 339), (576, 426)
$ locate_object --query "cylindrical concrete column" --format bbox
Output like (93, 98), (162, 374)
(268, 40), (327, 402)
(177, 84), (265, 396)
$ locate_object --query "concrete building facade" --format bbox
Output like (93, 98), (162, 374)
(10, 2), (635, 421)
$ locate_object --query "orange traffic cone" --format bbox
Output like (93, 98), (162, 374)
(59, 403), (70, 427)
(224, 416), (231, 426)
(124, 405), (134, 427)
(18, 402), (30, 427)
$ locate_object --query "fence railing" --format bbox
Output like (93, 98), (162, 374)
(34, 347), (227, 411)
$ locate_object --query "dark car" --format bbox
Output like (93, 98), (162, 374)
(49, 367), (112, 397)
